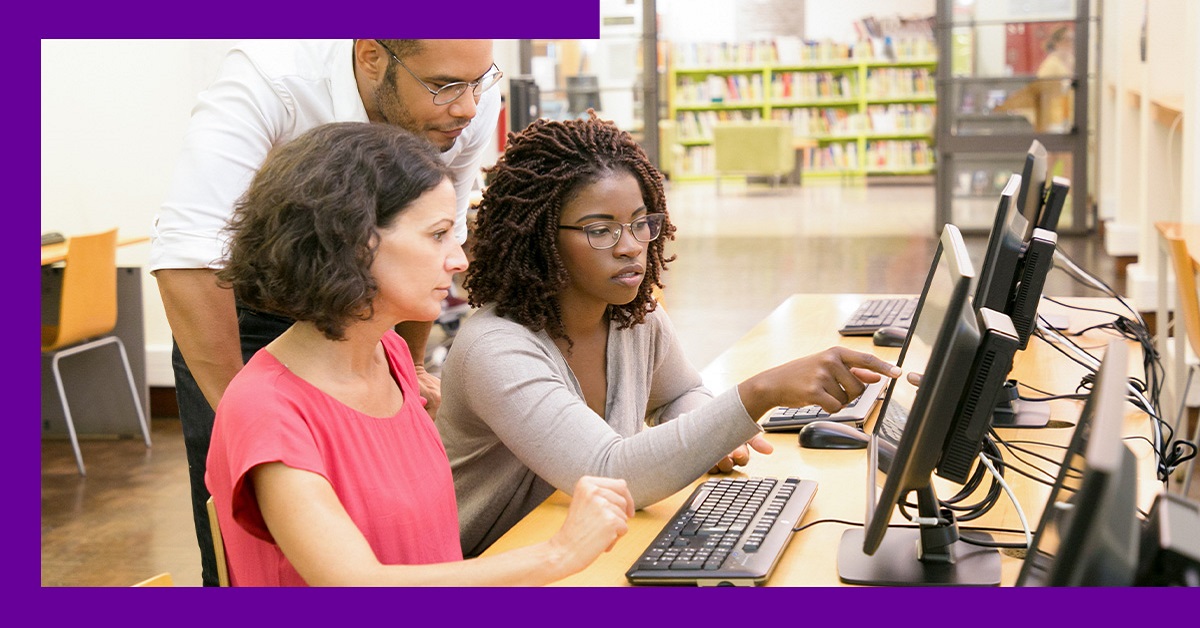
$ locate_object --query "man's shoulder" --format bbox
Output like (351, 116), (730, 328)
(227, 39), (349, 81)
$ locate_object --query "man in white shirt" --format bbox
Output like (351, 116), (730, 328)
(149, 39), (501, 586)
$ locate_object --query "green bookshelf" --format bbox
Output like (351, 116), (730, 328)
(666, 53), (937, 181)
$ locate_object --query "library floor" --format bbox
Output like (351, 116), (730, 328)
(40, 179), (1192, 587)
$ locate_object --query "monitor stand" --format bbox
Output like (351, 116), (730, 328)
(990, 379), (1050, 428)
(837, 487), (1001, 586)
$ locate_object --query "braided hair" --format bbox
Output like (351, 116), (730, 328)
(465, 114), (675, 344)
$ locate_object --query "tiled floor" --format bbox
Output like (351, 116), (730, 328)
(41, 179), (1181, 588)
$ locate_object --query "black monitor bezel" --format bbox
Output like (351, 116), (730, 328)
(974, 174), (1026, 316)
(1016, 140), (1048, 240)
(1015, 340), (1140, 586)
(862, 224), (981, 556)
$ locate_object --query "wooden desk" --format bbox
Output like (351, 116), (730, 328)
(41, 235), (150, 437)
(41, 235), (149, 266)
(480, 294), (1163, 586)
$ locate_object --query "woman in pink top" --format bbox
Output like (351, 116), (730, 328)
(204, 121), (633, 586)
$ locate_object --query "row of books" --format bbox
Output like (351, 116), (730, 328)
(768, 104), (936, 137)
(864, 140), (935, 170)
(672, 40), (791, 68)
(675, 74), (766, 104)
(674, 110), (762, 142)
(672, 36), (936, 69)
(771, 109), (866, 137)
(865, 104), (936, 134)
(799, 141), (859, 171)
(674, 145), (715, 176)
(771, 72), (855, 101)
(853, 37), (938, 62)
(676, 140), (935, 175)
(854, 15), (935, 41)
(864, 68), (935, 98)
(676, 70), (934, 104)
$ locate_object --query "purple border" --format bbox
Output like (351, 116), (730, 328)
(21, 0), (1194, 620)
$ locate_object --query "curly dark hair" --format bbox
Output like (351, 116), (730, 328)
(216, 121), (450, 341)
(464, 114), (675, 344)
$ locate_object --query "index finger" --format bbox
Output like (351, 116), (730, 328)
(839, 348), (901, 379)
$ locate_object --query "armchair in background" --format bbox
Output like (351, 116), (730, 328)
(712, 121), (795, 194)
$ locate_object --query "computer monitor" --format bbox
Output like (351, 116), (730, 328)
(974, 174), (1026, 317)
(973, 175), (1072, 428)
(1015, 140), (1048, 240)
(837, 224), (1015, 586)
(1015, 340), (1141, 586)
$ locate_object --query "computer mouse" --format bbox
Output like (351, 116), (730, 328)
(798, 420), (870, 450)
(872, 325), (909, 347)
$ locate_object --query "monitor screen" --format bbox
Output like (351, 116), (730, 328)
(866, 224), (980, 515)
(1016, 140), (1048, 240)
(974, 174), (1026, 316)
(837, 224), (1005, 586)
(1015, 340), (1141, 586)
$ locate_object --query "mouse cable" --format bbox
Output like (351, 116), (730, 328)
(792, 518), (861, 533)
(1049, 250), (1146, 329)
(936, 438), (1004, 521)
(989, 430), (1075, 470)
(978, 450), (1032, 548)
(792, 518), (1030, 540)
(988, 429), (1070, 486)
(1036, 322), (1180, 482)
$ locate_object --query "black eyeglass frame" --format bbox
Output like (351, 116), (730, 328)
(557, 214), (667, 250)
(374, 39), (503, 106)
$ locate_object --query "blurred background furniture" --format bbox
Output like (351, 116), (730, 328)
(713, 121), (796, 193)
(41, 228), (151, 475)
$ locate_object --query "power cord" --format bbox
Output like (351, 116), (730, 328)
(978, 450), (1032, 548)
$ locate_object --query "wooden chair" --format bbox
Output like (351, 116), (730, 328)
(1165, 235), (1200, 495)
(206, 496), (231, 586)
(131, 572), (174, 587)
(41, 228), (150, 475)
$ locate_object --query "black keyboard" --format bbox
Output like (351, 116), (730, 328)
(625, 476), (818, 586)
(838, 297), (918, 336)
(875, 400), (909, 444)
(761, 378), (887, 432)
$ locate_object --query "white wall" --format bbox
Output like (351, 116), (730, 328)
(1097, 0), (1199, 310)
(42, 39), (237, 386)
(41, 39), (517, 387)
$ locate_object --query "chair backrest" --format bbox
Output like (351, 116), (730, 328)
(42, 228), (119, 351)
(206, 496), (231, 587)
(713, 122), (795, 176)
(1166, 235), (1200, 360)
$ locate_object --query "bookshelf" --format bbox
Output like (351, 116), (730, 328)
(665, 39), (937, 182)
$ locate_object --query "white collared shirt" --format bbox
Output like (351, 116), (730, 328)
(149, 39), (499, 272)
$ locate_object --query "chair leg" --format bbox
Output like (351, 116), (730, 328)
(49, 355), (86, 476)
(114, 337), (151, 448)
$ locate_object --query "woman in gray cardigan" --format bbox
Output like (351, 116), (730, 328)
(437, 115), (901, 557)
